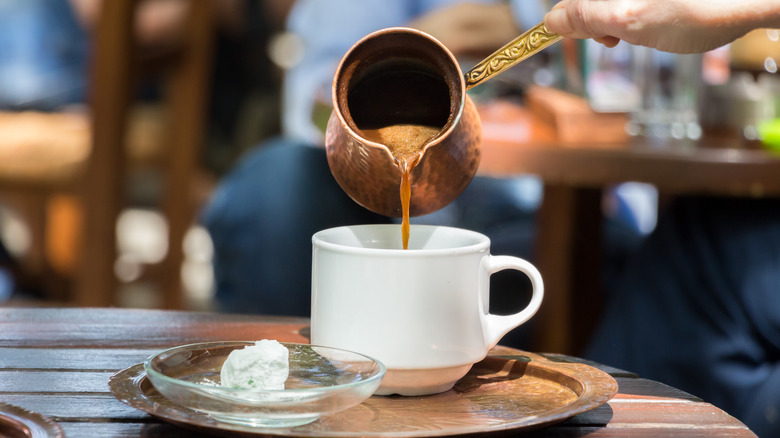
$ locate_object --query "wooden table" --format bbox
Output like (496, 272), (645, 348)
(478, 101), (780, 355)
(0, 307), (756, 437)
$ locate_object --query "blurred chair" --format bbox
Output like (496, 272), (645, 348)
(0, 0), (214, 308)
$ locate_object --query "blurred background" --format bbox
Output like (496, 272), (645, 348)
(0, 0), (295, 309)
(0, 0), (777, 309)
(0, 0), (777, 311)
(1, 1), (779, 435)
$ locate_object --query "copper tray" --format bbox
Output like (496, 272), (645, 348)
(0, 402), (64, 438)
(109, 347), (617, 437)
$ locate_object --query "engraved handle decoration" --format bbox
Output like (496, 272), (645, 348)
(464, 22), (562, 90)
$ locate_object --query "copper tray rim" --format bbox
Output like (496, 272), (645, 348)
(109, 347), (618, 437)
(0, 402), (64, 438)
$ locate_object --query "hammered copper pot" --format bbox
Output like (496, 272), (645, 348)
(325, 27), (482, 217)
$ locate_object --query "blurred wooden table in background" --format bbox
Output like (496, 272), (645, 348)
(478, 98), (780, 355)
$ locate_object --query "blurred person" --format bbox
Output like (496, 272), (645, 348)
(201, 0), (550, 325)
(0, 0), (249, 111)
(545, 1), (780, 436)
(0, 0), (276, 302)
(202, 0), (651, 358)
(1, 0), (271, 168)
(0, 0), (87, 110)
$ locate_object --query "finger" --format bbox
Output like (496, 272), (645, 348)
(545, 1), (622, 44)
(594, 35), (620, 47)
(544, 4), (574, 36)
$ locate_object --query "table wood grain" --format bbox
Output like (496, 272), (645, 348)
(0, 308), (756, 437)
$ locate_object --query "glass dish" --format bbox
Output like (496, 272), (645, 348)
(144, 341), (385, 428)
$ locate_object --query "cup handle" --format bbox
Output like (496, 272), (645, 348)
(480, 255), (544, 348)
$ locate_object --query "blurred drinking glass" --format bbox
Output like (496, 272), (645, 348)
(625, 47), (703, 142)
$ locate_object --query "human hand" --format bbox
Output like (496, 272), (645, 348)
(544, 0), (780, 53)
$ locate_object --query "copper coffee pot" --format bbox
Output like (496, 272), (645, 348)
(325, 23), (560, 217)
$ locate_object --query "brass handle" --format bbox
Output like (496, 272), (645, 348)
(464, 21), (562, 90)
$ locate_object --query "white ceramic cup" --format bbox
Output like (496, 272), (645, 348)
(311, 224), (544, 396)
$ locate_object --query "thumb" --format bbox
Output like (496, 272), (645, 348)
(544, 2), (575, 35)
(544, 0), (618, 41)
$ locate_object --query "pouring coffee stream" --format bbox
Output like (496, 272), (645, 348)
(360, 125), (438, 249)
(325, 22), (561, 249)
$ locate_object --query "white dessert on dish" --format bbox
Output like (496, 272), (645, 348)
(220, 340), (289, 390)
